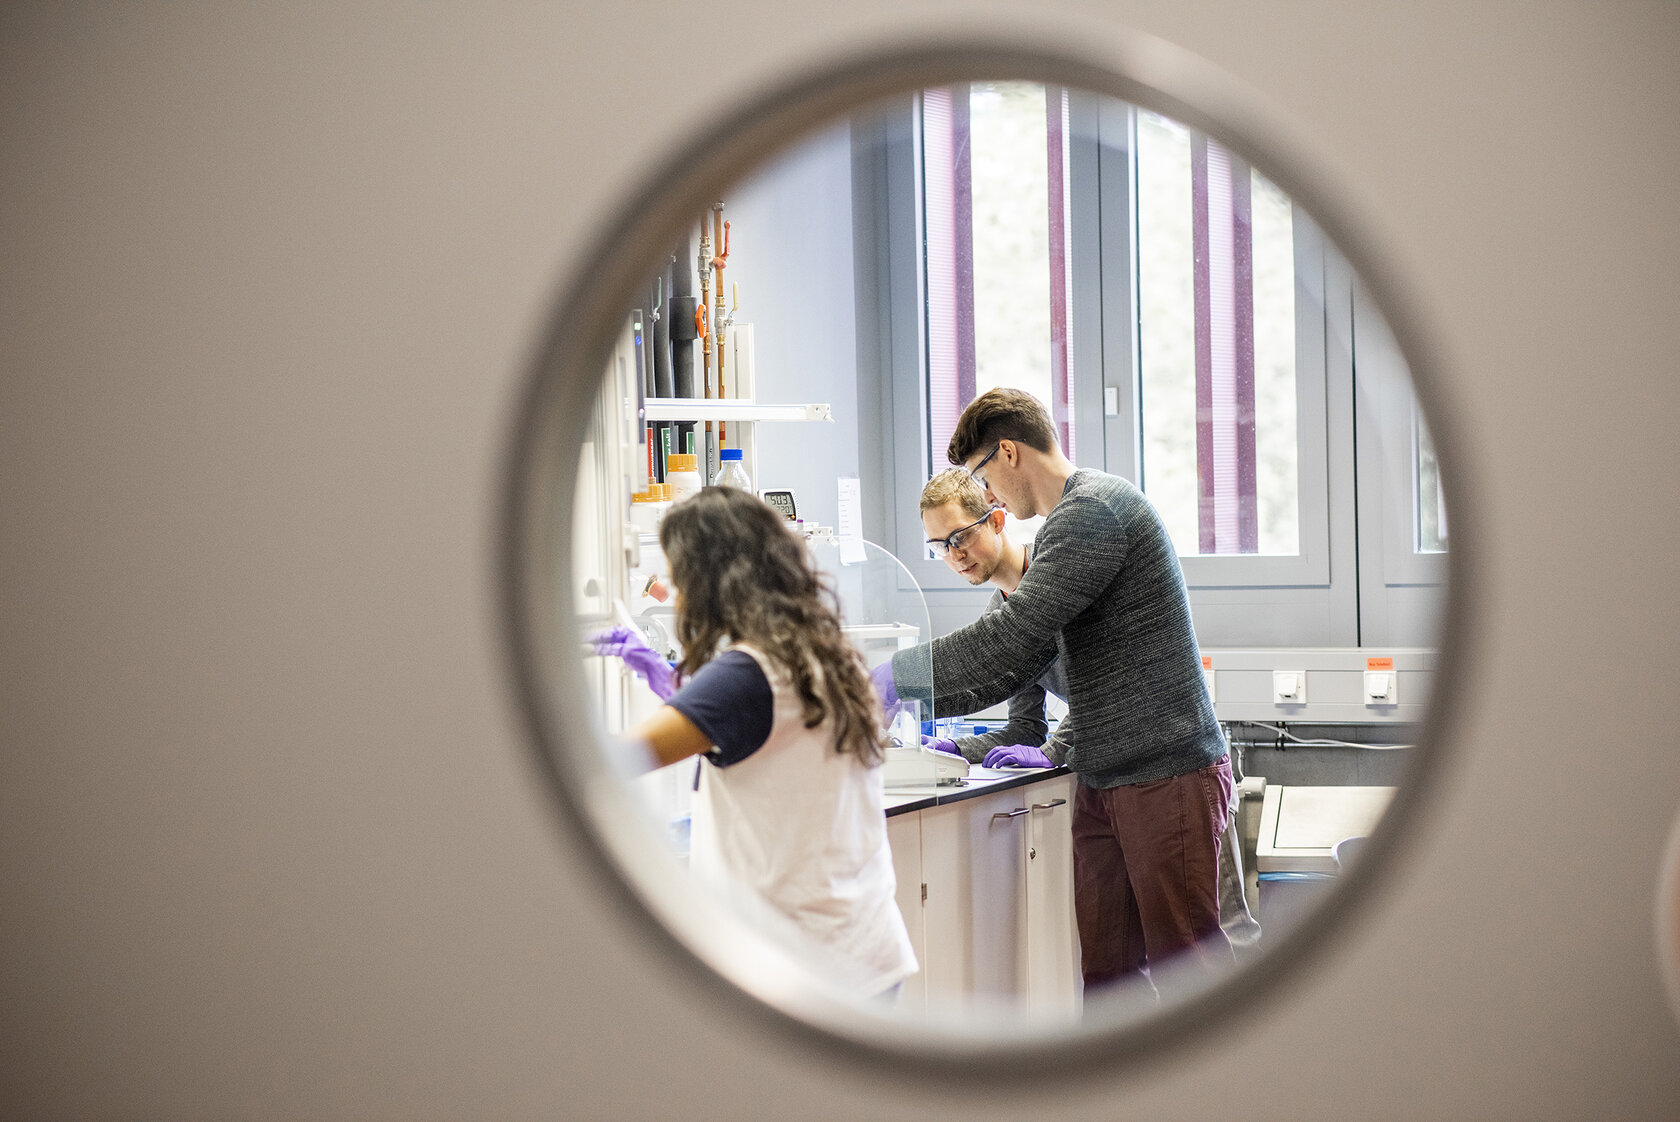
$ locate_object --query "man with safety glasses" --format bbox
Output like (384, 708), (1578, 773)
(874, 388), (1237, 998)
(915, 467), (1067, 770)
(916, 465), (1261, 959)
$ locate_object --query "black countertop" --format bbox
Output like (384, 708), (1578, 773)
(883, 765), (1072, 817)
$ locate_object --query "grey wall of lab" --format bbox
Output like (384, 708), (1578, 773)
(2, 3), (1677, 1120)
(720, 122), (862, 533)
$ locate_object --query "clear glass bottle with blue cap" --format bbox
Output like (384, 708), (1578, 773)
(714, 447), (752, 492)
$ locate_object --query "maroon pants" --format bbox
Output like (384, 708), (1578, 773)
(1072, 755), (1235, 994)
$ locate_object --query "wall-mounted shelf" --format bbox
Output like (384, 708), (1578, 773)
(643, 397), (832, 423)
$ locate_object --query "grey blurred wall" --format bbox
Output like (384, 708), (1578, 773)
(2, 2), (1678, 1119)
(719, 121), (861, 532)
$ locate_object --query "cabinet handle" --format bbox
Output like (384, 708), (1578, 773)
(991, 807), (1030, 820)
(1031, 798), (1068, 811)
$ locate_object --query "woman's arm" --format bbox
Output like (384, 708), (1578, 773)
(622, 649), (775, 771)
(625, 704), (714, 770)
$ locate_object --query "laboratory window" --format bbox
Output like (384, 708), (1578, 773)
(1134, 109), (1300, 560)
(860, 85), (1442, 645)
(919, 81), (1074, 547)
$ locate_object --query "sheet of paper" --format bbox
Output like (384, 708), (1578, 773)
(837, 475), (866, 564)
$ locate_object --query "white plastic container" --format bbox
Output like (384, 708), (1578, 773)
(665, 453), (701, 503)
(715, 448), (752, 492)
(630, 489), (660, 535)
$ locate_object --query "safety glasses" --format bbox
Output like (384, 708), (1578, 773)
(925, 510), (995, 558)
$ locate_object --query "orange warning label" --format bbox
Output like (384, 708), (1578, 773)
(1366, 657), (1394, 671)
(1202, 656), (1212, 669)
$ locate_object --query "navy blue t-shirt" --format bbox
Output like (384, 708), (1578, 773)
(666, 650), (775, 766)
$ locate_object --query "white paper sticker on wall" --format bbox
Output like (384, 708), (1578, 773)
(837, 475), (866, 565)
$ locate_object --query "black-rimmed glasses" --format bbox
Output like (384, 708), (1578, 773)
(967, 442), (1002, 490)
(925, 511), (995, 558)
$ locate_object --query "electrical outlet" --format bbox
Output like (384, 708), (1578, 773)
(1364, 670), (1398, 705)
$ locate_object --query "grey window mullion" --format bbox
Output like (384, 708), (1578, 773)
(1094, 96), (1140, 482)
(1066, 90), (1107, 470)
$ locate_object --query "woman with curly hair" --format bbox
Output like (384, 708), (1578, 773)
(603, 485), (916, 1000)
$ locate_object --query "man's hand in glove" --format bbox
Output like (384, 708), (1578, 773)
(981, 744), (1053, 769)
(870, 661), (910, 722)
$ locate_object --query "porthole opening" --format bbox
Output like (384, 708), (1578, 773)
(502, 39), (1471, 1079)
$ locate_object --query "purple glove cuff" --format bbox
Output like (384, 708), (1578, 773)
(622, 647), (677, 700)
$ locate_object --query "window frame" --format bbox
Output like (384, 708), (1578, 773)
(857, 91), (1433, 648)
(1099, 100), (1334, 589)
(1352, 281), (1450, 646)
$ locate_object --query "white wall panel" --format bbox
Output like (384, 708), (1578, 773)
(2, 3), (1678, 1118)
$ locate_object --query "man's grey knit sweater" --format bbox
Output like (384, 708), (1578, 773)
(948, 539), (1069, 765)
(892, 469), (1225, 788)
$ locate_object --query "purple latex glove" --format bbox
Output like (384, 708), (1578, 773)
(591, 625), (677, 700)
(869, 660), (904, 718)
(982, 744), (1053, 769)
(920, 735), (961, 757)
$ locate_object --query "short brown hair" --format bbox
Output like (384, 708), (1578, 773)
(919, 468), (992, 521)
(946, 387), (1059, 465)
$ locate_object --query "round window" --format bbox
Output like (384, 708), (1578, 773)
(501, 38), (1472, 1079)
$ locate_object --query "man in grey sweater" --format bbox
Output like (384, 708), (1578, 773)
(876, 389), (1236, 996)
(916, 467), (1260, 961)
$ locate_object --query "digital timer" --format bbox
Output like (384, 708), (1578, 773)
(760, 489), (798, 521)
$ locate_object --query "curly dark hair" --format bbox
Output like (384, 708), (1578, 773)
(658, 486), (887, 766)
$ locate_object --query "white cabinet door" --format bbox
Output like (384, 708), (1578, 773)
(891, 774), (1080, 1017)
(1024, 774), (1080, 1015)
(884, 812), (926, 1015)
(919, 786), (1030, 1011)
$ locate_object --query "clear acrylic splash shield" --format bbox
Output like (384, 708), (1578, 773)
(805, 535), (942, 788)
